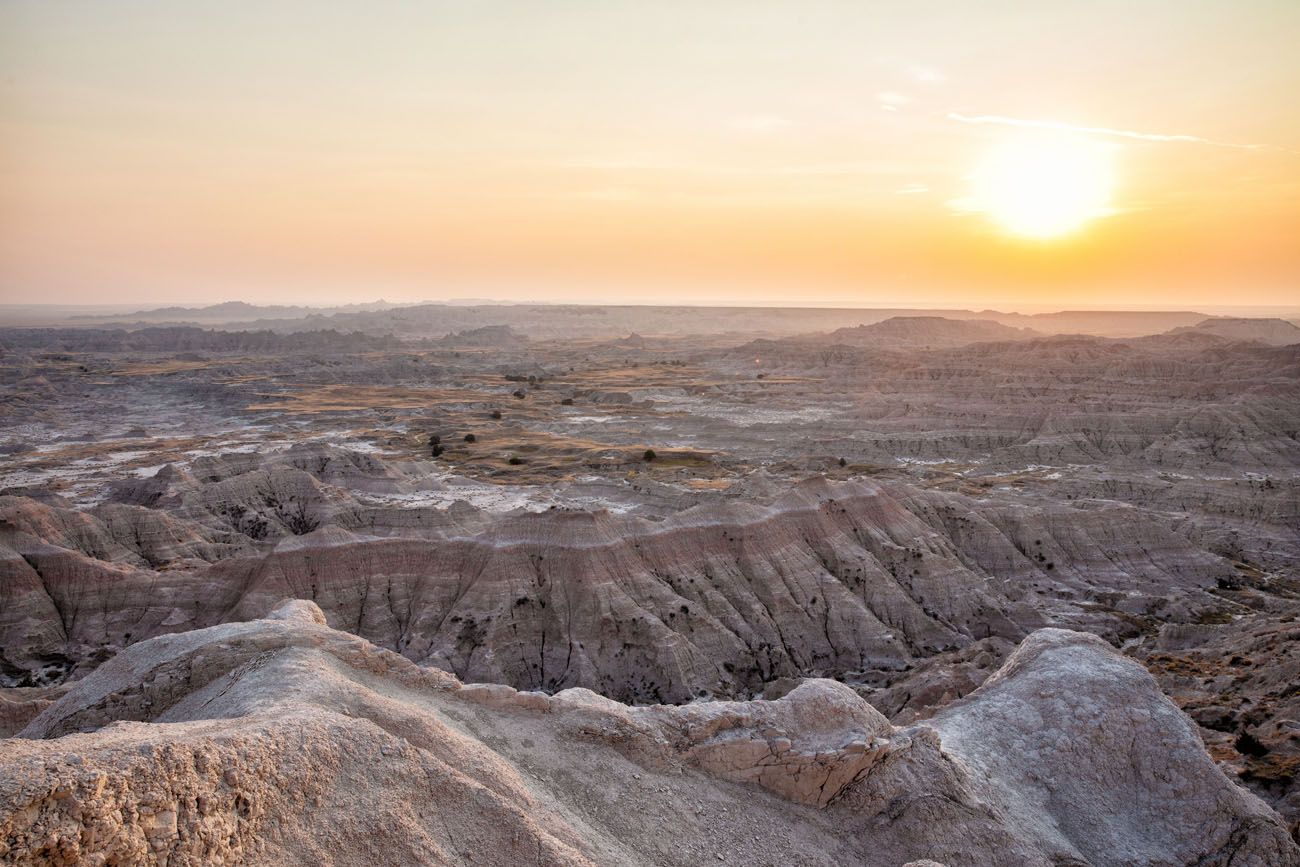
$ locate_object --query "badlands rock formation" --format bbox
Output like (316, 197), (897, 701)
(1135, 613), (1300, 829)
(1169, 317), (1300, 346)
(821, 315), (1040, 348)
(2, 308), (1298, 857)
(0, 601), (1294, 866)
(0, 473), (1238, 703)
(46, 301), (1217, 340)
(0, 326), (397, 355)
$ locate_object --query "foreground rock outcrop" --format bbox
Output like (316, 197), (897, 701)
(1, 601), (1294, 866)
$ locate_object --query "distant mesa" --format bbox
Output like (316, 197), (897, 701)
(26, 302), (1242, 341)
(1015, 309), (1210, 337)
(435, 325), (528, 348)
(0, 326), (396, 354)
(70, 299), (414, 324)
(824, 316), (1041, 349)
(1168, 317), (1300, 346)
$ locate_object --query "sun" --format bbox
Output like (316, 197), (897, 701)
(969, 134), (1115, 239)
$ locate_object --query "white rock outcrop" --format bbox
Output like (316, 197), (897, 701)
(0, 611), (1293, 866)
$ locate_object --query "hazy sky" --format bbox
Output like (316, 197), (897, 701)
(2, 1), (1298, 309)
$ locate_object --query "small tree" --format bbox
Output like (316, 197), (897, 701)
(838, 457), (847, 467)
(643, 449), (657, 462)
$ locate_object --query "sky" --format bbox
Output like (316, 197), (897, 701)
(1, 1), (1298, 310)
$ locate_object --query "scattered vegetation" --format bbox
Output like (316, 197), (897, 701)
(1235, 731), (1269, 758)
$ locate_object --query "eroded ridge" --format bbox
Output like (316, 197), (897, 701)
(1, 601), (1294, 866)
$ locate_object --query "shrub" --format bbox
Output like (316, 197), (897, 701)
(508, 456), (525, 466)
(1236, 731), (1269, 758)
(464, 433), (477, 443)
(490, 409), (502, 420)
(643, 449), (657, 462)
(512, 389), (526, 399)
(838, 457), (847, 467)
(560, 397), (574, 406)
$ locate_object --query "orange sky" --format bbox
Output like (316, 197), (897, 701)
(2, 1), (1298, 309)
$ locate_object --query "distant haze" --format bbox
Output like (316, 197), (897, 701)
(2, 1), (1298, 308)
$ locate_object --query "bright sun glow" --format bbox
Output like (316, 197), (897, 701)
(970, 135), (1115, 239)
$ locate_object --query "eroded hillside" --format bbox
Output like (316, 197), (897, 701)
(2, 311), (1298, 856)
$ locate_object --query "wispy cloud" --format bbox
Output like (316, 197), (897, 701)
(946, 112), (1287, 152)
(876, 91), (909, 113)
(909, 66), (946, 84)
(552, 156), (921, 178)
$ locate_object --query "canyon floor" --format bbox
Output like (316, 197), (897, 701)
(1, 303), (1298, 865)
